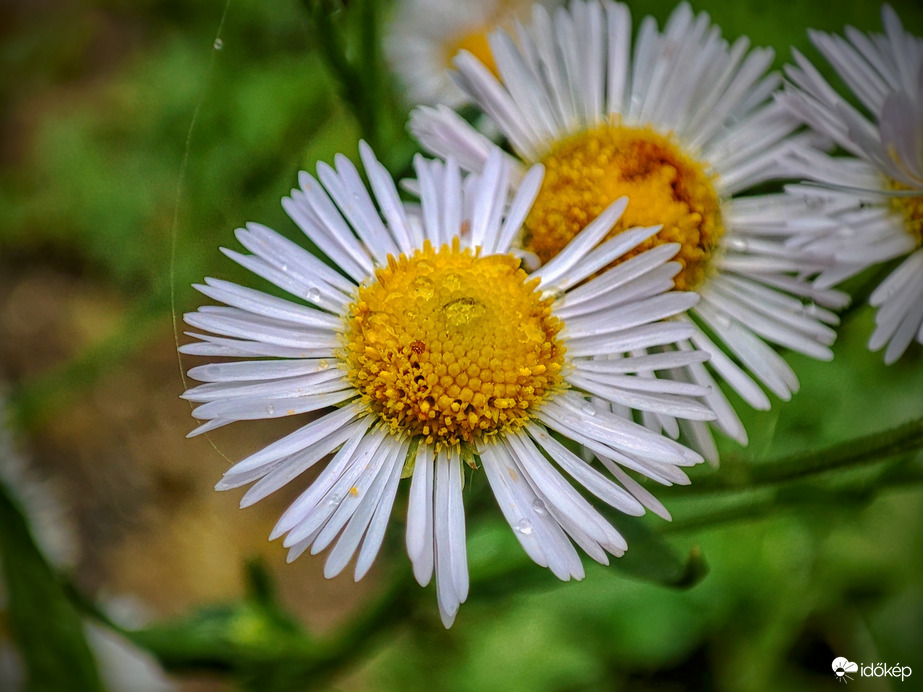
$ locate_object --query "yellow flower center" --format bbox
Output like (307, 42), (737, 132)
(523, 123), (725, 291)
(342, 240), (566, 449)
(888, 179), (923, 247)
(446, 28), (499, 78)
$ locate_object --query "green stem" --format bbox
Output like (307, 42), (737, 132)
(305, 0), (380, 150)
(665, 459), (923, 534)
(669, 414), (923, 494)
(358, 0), (381, 149)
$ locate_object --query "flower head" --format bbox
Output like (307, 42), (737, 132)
(780, 5), (923, 363)
(181, 143), (714, 626)
(410, 0), (848, 460)
(385, 0), (563, 107)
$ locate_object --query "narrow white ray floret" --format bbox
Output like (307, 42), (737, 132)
(410, 0), (849, 462)
(181, 143), (713, 626)
(779, 4), (923, 363)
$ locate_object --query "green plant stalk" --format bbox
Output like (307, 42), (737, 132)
(306, 0), (380, 150)
(665, 414), (923, 494)
(0, 476), (104, 692)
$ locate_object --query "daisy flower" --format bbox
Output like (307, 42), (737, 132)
(180, 143), (715, 626)
(384, 0), (563, 107)
(410, 0), (849, 461)
(779, 5), (923, 363)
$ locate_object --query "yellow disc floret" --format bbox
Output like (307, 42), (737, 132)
(887, 179), (923, 247)
(447, 29), (499, 78)
(342, 240), (566, 449)
(523, 123), (725, 291)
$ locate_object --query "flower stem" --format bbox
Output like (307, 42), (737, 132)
(673, 414), (923, 493)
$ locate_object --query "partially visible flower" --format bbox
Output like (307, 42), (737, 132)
(410, 0), (848, 462)
(779, 5), (923, 363)
(384, 0), (562, 107)
(180, 143), (714, 626)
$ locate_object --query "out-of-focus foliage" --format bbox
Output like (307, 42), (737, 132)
(1, 0), (922, 690)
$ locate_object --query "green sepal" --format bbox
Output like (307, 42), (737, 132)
(400, 436), (421, 479)
(461, 443), (479, 471)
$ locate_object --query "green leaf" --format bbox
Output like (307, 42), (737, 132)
(0, 476), (103, 692)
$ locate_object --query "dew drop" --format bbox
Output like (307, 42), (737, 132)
(797, 301), (818, 317)
(266, 403), (276, 415)
(727, 237), (749, 252)
(541, 285), (565, 301)
(532, 499), (547, 516)
(364, 312), (396, 343)
(328, 493), (342, 507)
(515, 519), (533, 535)
(307, 287), (321, 303)
(521, 323), (544, 345)
(410, 275), (434, 300)
(581, 402), (597, 417)
(714, 312), (732, 329)
(443, 296), (486, 326)
(443, 272), (462, 291)
(213, 37), (224, 50)
(415, 259), (435, 275)
(280, 262), (289, 272)
(318, 359), (329, 370)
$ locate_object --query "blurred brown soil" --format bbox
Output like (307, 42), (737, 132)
(0, 265), (381, 689)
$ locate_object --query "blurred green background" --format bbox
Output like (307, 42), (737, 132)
(1, 0), (923, 690)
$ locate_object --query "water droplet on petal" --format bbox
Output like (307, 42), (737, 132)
(266, 403), (276, 415)
(280, 263), (289, 272)
(328, 493), (342, 507)
(726, 237), (749, 252)
(581, 402), (597, 416)
(541, 285), (565, 301)
(532, 499), (547, 516)
(714, 312), (732, 329)
(515, 519), (533, 535)
(797, 301), (819, 318)
(213, 37), (224, 50)
(307, 287), (321, 303)
(318, 359), (329, 370)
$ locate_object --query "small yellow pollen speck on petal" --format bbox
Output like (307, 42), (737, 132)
(341, 240), (566, 449)
(887, 178), (923, 247)
(524, 122), (725, 291)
